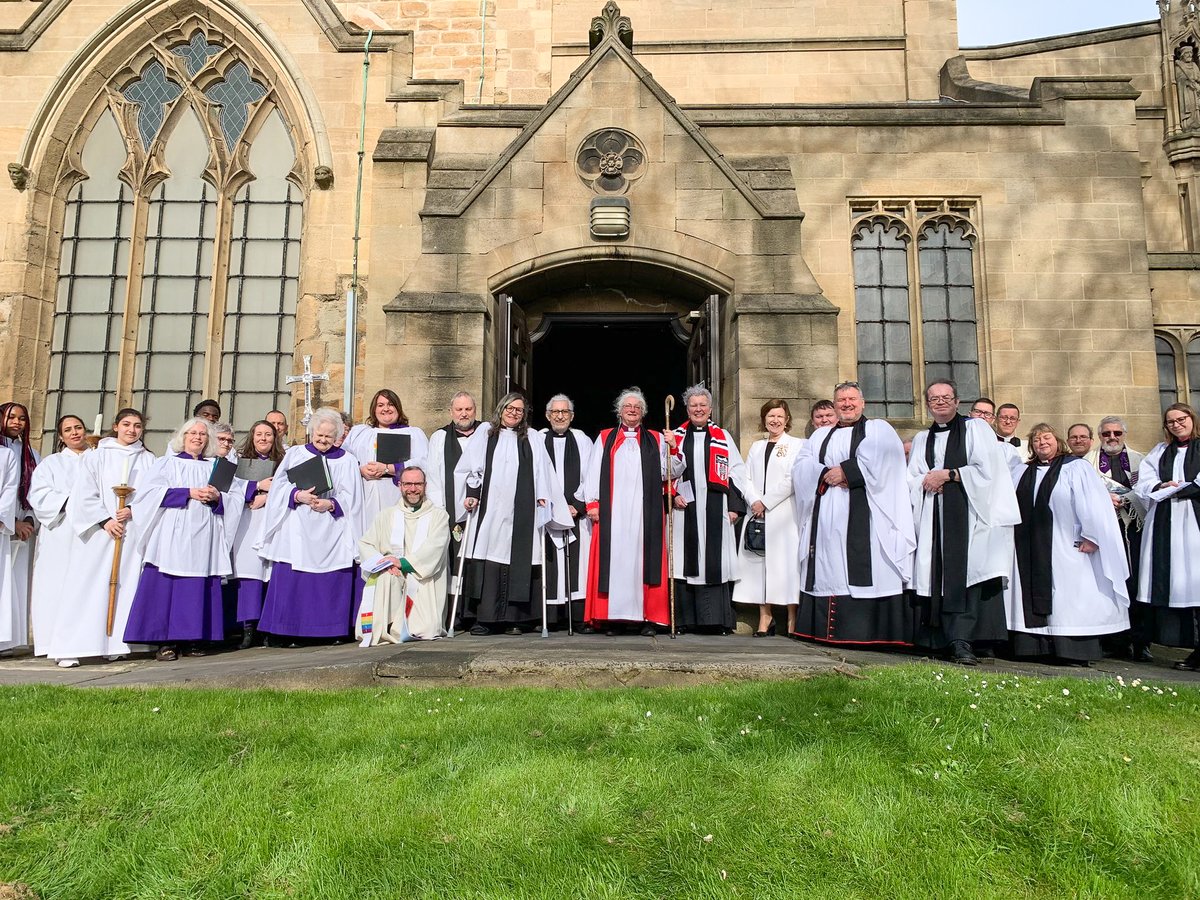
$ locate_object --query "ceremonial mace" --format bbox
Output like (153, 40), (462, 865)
(447, 508), (476, 638)
(664, 394), (677, 639)
(106, 483), (135, 636)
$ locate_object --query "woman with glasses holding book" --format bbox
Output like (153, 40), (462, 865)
(123, 417), (245, 661)
(256, 407), (364, 646)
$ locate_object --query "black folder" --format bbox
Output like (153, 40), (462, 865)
(376, 432), (412, 466)
(208, 457), (238, 493)
(236, 457), (276, 483)
(286, 455), (333, 495)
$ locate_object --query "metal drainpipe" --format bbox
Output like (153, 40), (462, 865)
(346, 30), (373, 413)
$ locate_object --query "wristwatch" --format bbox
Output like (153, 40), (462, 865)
(947, 468), (959, 483)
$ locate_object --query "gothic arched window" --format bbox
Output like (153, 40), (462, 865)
(44, 25), (304, 450)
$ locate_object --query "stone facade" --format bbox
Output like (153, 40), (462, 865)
(0, 0), (1188, 453)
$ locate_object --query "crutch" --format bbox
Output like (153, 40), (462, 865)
(665, 394), (677, 639)
(540, 531), (550, 639)
(564, 529), (574, 637)
(448, 508), (475, 638)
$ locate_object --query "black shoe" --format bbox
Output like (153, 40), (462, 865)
(238, 622), (258, 650)
(950, 640), (979, 666)
(1174, 649), (1200, 671)
(753, 623), (777, 638)
(469, 625), (491, 636)
(1133, 644), (1154, 663)
(580, 624), (597, 634)
(605, 627), (621, 636)
(504, 627), (522, 636)
(639, 624), (657, 637)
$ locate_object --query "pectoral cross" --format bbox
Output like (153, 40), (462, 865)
(286, 355), (329, 427)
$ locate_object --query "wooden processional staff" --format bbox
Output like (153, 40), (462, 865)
(107, 483), (135, 636)
(664, 394), (676, 639)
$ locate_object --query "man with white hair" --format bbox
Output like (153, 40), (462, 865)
(425, 391), (480, 629)
(670, 384), (750, 634)
(1091, 415), (1151, 660)
(540, 393), (593, 630)
(584, 388), (681, 635)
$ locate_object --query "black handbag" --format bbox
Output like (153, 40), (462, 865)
(744, 516), (767, 555)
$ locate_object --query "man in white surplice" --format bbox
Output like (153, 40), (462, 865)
(357, 465), (450, 643)
(539, 393), (592, 629)
(908, 379), (1020, 666)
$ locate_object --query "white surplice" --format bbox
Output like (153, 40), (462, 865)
(132, 454), (245, 577)
(582, 428), (685, 621)
(670, 424), (752, 586)
(791, 419), (915, 599)
(1134, 441), (1200, 608)
(343, 424), (429, 526)
(733, 434), (805, 607)
(256, 445), (365, 573)
(357, 498), (450, 642)
(1005, 459), (1130, 635)
(2, 438), (40, 651)
(28, 447), (90, 655)
(907, 417), (1020, 598)
(539, 427), (593, 603)
(0, 445), (18, 649)
(453, 423), (573, 566)
(50, 438), (157, 659)
(425, 426), (476, 511)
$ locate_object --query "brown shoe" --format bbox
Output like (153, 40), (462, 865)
(155, 646), (178, 662)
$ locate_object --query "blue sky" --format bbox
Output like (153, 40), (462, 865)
(958, 0), (1160, 46)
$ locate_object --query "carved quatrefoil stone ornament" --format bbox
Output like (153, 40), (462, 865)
(576, 128), (646, 194)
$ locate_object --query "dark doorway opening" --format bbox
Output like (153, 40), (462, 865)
(530, 314), (689, 436)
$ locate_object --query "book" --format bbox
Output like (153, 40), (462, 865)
(286, 455), (333, 495)
(208, 457), (238, 493)
(376, 432), (412, 465)
(236, 457), (277, 483)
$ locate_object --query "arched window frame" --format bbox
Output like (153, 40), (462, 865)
(849, 199), (988, 423)
(39, 12), (311, 444)
(1155, 327), (1200, 411)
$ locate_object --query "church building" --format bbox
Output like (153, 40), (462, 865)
(0, 0), (1191, 449)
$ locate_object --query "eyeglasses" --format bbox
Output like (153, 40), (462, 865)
(969, 408), (994, 419)
(1167, 417), (1190, 427)
(1099, 430), (1124, 437)
(834, 381), (859, 391)
(547, 409), (572, 416)
(928, 396), (956, 405)
(399, 481), (426, 488)
(503, 404), (525, 413)
(997, 415), (1019, 423)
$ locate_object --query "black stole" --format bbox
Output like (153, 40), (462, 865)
(440, 421), (475, 525)
(544, 430), (582, 596)
(681, 425), (726, 584)
(805, 418), (872, 592)
(597, 427), (663, 592)
(1149, 439), (1200, 606)
(1014, 454), (1077, 627)
(925, 416), (970, 619)
(475, 429), (535, 604)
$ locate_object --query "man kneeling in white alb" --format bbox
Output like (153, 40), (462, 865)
(356, 465), (450, 643)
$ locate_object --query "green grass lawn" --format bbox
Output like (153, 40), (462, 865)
(0, 664), (1197, 899)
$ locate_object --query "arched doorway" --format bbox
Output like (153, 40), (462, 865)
(494, 260), (723, 435)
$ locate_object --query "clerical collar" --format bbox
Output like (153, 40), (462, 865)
(930, 421), (953, 433)
(176, 451), (203, 460)
(688, 423), (709, 432)
(552, 431), (569, 438)
(380, 423), (403, 430)
(835, 418), (860, 428)
(407, 503), (422, 511)
(257, 453), (270, 460)
(454, 421), (477, 436)
(999, 435), (1020, 446)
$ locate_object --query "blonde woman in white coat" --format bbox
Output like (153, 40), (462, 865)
(734, 400), (806, 636)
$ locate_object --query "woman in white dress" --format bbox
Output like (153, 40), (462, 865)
(53, 408), (157, 665)
(230, 420), (284, 649)
(733, 400), (805, 636)
(28, 415), (91, 659)
(0, 401), (40, 652)
(344, 389), (429, 525)
(1005, 423), (1129, 666)
(122, 418), (244, 661)
(1135, 403), (1200, 670)
(256, 407), (364, 644)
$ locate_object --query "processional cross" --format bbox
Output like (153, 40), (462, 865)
(286, 355), (329, 427)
